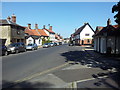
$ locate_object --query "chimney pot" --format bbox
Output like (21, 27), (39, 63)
(35, 24), (38, 29)
(7, 16), (11, 21)
(11, 14), (16, 23)
(49, 26), (52, 30)
(107, 18), (111, 26)
(43, 25), (46, 29)
(28, 23), (31, 29)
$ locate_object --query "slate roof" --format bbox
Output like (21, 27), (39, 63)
(74, 23), (94, 35)
(0, 19), (25, 28)
(0, 19), (24, 28)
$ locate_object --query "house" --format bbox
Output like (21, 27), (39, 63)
(25, 24), (49, 46)
(25, 24), (42, 46)
(71, 23), (95, 45)
(0, 14), (25, 46)
(42, 25), (55, 42)
(93, 19), (120, 55)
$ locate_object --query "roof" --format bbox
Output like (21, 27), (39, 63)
(25, 29), (41, 36)
(44, 28), (55, 34)
(74, 23), (94, 35)
(55, 34), (60, 40)
(37, 29), (49, 37)
(94, 25), (120, 37)
(25, 28), (49, 37)
(0, 19), (25, 28)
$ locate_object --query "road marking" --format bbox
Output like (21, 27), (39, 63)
(76, 75), (108, 83)
(15, 62), (69, 83)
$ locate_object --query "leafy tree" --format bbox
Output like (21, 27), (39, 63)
(112, 1), (120, 25)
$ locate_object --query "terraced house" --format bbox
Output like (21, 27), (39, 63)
(25, 24), (49, 46)
(0, 14), (25, 46)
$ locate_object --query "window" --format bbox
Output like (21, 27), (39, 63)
(85, 34), (90, 36)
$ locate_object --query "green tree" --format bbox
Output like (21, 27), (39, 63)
(112, 1), (120, 25)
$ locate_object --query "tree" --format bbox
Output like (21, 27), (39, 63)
(112, 1), (120, 25)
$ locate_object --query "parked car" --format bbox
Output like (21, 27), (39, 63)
(53, 42), (57, 46)
(68, 43), (74, 46)
(49, 43), (54, 47)
(59, 42), (62, 45)
(7, 42), (26, 53)
(0, 44), (8, 56)
(26, 43), (38, 50)
(42, 43), (51, 48)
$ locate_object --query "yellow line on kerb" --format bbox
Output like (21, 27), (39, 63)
(15, 63), (69, 83)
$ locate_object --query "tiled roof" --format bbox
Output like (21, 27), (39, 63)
(25, 29), (41, 36)
(44, 28), (55, 34)
(38, 29), (49, 37)
(94, 25), (120, 36)
(55, 34), (60, 40)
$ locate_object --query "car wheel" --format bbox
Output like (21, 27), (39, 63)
(32, 48), (34, 51)
(24, 49), (26, 52)
(4, 51), (8, 56)
(15, 50), (19, 53)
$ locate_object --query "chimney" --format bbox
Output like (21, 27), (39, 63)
(35, 24), (38, 29)
(43, 25), (46, 29)
(49, 26), (52, 30)
(7, 16), (11, 21)
(28, 23), (31, 29)
(107, 18), (111, 26)
(11, 14), (16, 23)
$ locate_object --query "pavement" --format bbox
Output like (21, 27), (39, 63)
(2, 45), (120, 89)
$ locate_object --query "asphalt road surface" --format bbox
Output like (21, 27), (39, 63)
(2, 44), (120, 89)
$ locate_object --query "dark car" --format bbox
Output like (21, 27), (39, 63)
(0, 45), (8, 56)
(7, 42), (26, 53)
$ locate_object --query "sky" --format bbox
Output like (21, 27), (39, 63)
(1, 2), (118, 38)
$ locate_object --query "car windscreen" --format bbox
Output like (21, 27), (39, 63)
(28, 44), (33, 46)
(9, 44), (17, 47)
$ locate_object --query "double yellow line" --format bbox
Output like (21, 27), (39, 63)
(15, 62), (69, 83)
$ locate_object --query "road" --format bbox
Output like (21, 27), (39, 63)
(2, 44), (120, 89)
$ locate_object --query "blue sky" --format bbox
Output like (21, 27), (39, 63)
(2, 2), (118, 38)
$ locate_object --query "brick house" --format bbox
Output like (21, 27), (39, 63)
(0, 14), (25, 46)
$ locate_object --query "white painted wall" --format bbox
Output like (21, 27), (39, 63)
(26, 37), (34, 45)
(100, 37), (106, 53)
(35, 38), (42, 46)
(80, 25), (94, 40)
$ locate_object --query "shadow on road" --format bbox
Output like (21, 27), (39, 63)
(61, 49), (120, 89)
(2, 80), (53, 89)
